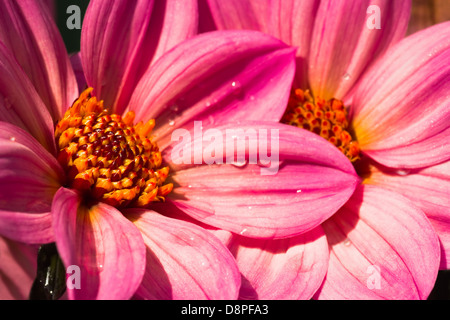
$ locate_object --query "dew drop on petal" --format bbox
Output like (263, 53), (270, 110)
(232, 159), (248, 168)
(3, 97), (12, 110)
(343, 238), (351, 246)
(239, 228), (248, 235)
(342, 73), (351, 81)
(170, 104), (179, 113)
(231, 81), (243, 98)
(9, 136), (16, 142)
(396, 169), (410, 176)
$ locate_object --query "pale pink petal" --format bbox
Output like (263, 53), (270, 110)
(352, 22), (450, 168)
(0, 122), (63, 244)
(315, 184), (440, 300)
(205, 0), (320, 89)
(126, 209), (240, 300)
(52, 188), (146, 300)
(0, 0), (78, 121)
(167, 122), (359, 239)
(150, 201), (328, 299)
(81, 0), (197, 115)
(366, 161), (450, 270)
(229, 226), (328, 300)
(0, 236), (37, 300)
(129, 30), (296, 150)
(309, 0), (411, 100)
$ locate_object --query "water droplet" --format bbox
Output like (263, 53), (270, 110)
(248, 206), (252, 210)
(168, 119), (175, 126)
(4, 97), (12, 109)
(343, 238), (351, 246)
(98, 264), (104, 272)
(188, 185), (192, 188)
(170, 104), (179, 113)
(9, 136), (16, 142)
(230, 81), (243, 98)
(396, 169), (410, 176)
(239, 228), (248, 235)
(343, 73), (351, 81)
(296, 189), (302, 193)
(232, 159), (247, 167)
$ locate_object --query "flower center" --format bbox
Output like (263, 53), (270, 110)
(55, 88), (173, 208)
(281, 88), (360, 162)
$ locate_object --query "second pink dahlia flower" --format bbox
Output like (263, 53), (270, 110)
(198, 0), (450, 300)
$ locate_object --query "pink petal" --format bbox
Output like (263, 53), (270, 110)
(126, 209), (241, 300)
(309, 0), (411, 100)
(147, 0), (198, 66)
(69, 53), (87, 92)
(229, 226), (328, 300)
(0, 122), (63, 244)
(352, 22), (450, 168)
(0, 0), (78, 121)
(198, 0), (217, 33)
(0, 43), (57, 154)
(205, 0), (320, 88)
(206, 0), (272, 32)
(366, 161), (450, 270)
(168, 122), (359, 239)
(52, 188), (146, 300)
(0, 236), (37, 299)
(129, 30), (296, 150)
(150, 201), (327, 299)
(315, 184), (440, 300)
(81, 0), (197, 115)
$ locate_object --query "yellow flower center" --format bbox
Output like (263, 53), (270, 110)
(54, 88), (172, 208)
(282, 88), (360, 162)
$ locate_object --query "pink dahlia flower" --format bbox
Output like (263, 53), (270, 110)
(0, 0), (309, 300)
(199, 0), (450, 299)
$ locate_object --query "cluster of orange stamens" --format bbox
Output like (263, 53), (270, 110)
(282, 89), (360, 162)
(55, 88), (172, 208)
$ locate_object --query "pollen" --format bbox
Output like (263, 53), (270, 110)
(55, 87), (173, 208)
(282, 88), (360, 162)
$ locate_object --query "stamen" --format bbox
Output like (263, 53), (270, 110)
(282, 89), (360, 162)
(55, 88), (173, 208)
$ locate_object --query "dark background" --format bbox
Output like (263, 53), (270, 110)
(54, 0), (89, 53)
(52, 0), (450, 300)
